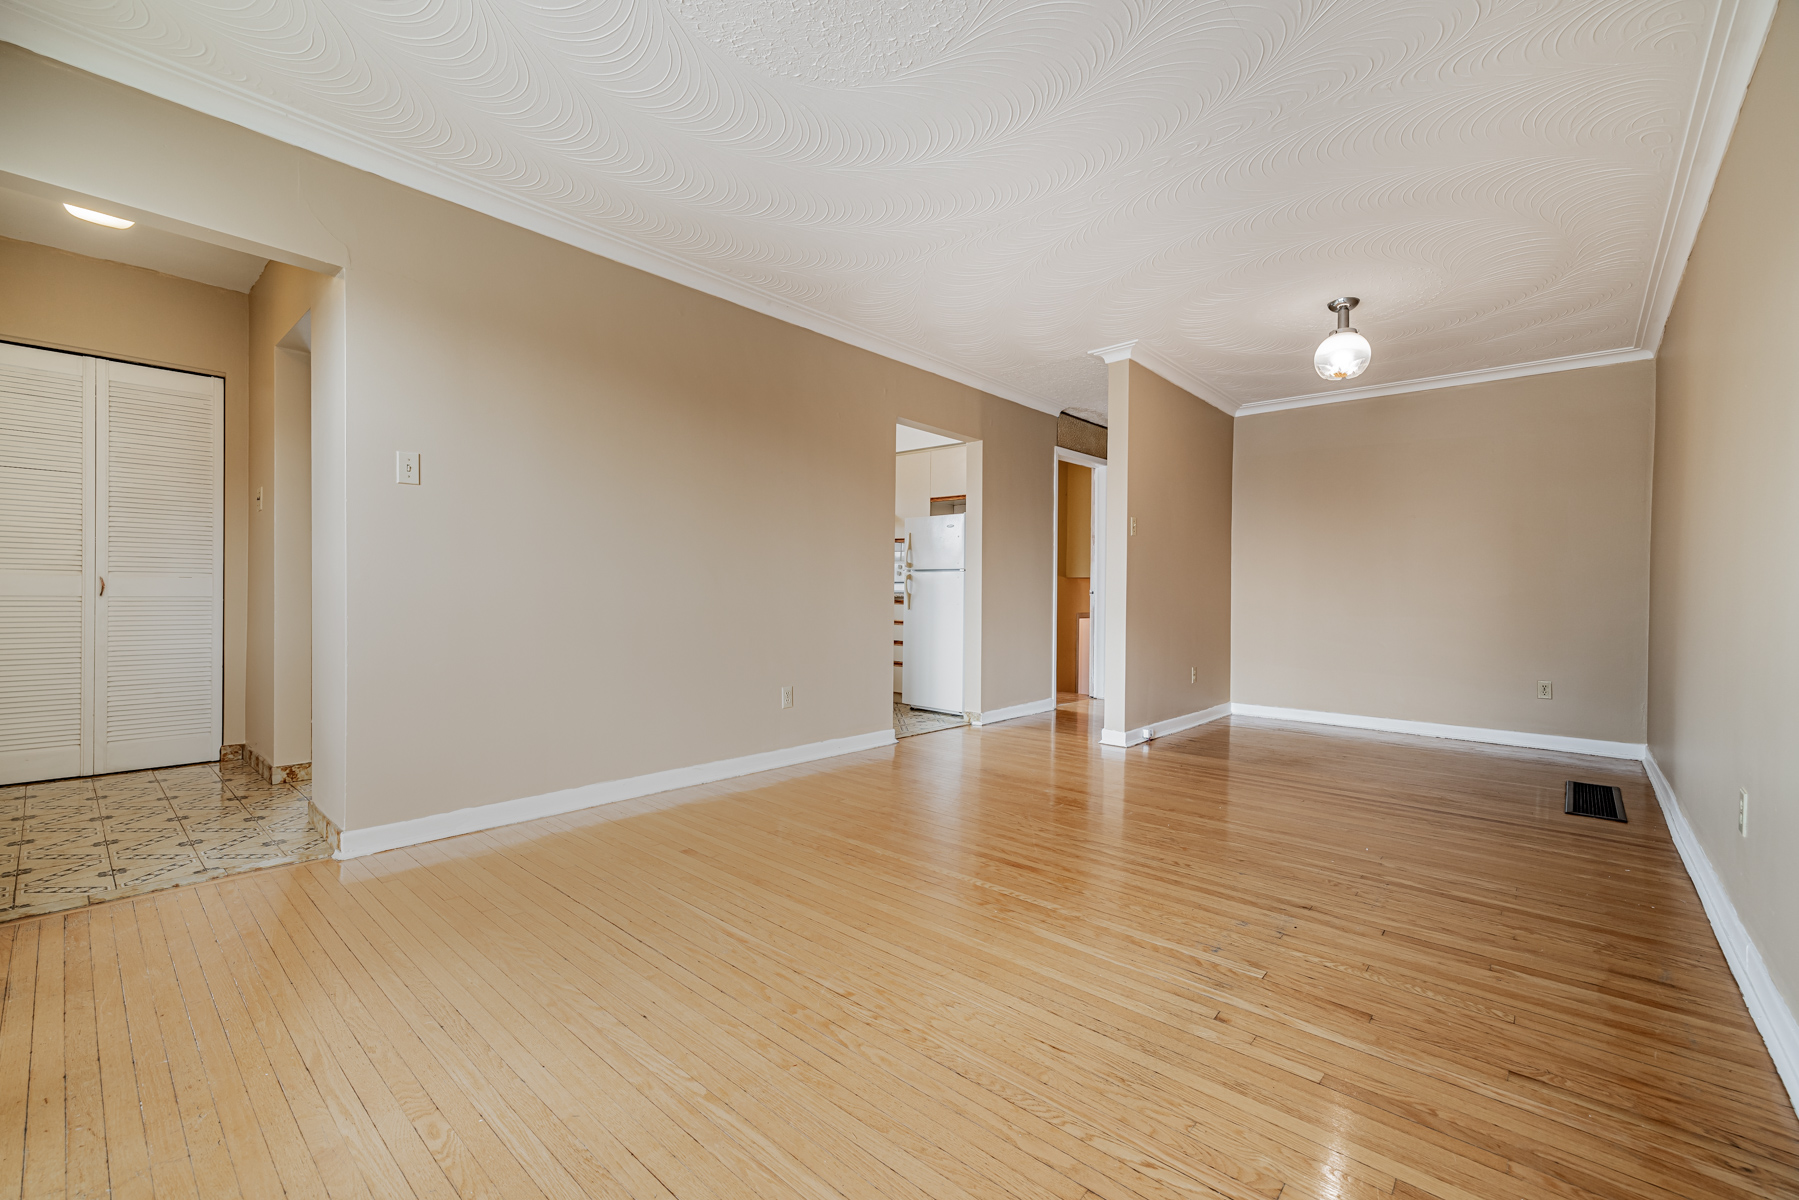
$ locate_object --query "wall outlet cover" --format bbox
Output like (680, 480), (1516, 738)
(1537, 680), (1553, 699)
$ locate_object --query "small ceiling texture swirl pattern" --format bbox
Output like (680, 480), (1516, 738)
(1, 0), (1774, 420)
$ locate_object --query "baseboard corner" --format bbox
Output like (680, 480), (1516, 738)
(1099, 701), (1230, 749)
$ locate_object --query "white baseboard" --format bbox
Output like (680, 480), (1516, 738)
(971, 696), (1055, 726)
(1100, 701), (1232, 748)
(1228, 703), (1646, 760)
(1643, 753), (1798, 1110)
(336, 728), (896, 859)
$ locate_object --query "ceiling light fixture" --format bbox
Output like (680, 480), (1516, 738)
(63, 203), (134, 229)
(1314, 297), (1370, 381)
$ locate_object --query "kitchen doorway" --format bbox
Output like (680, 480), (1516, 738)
(893, 422), (974, 737)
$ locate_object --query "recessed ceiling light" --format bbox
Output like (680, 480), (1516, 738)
(63, 203), (134, 229)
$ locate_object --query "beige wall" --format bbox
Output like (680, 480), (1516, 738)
(247, 263), (332, 772)
(0, 45), (1054, 832)
(1650, 2), (1799, 1017)
(1233, 360), (1655, 744)
(0, 234), (250, 746)
(1102, 360), (1233, 735)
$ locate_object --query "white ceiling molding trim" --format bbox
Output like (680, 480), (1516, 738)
(0, 9), (1061, 417)
(1088, 342), (1237, 416)
(1633, 0), (1777, 353)
(0, 1), (1775, 418)
(1234, 347), (1655, 418)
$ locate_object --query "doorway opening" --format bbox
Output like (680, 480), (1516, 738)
(893, 422), (974, 737)
(0, 178), (339, 918)
(1055, 448), (1106, 711)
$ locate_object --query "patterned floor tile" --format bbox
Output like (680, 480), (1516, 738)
(251, 802), (315, 833)
(26, 777), (96, 800)
(282, 833), (331, 859)
(16, 827), (118, 897)
(24, 799), (104, 830)
(105, 808), (188, 839)
(174, 798), (252, 826)
(1, 763), (331, 922)
(159, 786), (239, 812)
(107, 835), (207, 888)
(155, 762), (221, 784)
(196, 828), (294, 870)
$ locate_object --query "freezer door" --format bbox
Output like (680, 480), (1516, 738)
(905, 514), (964, 570)
(901, 569), (964, 714)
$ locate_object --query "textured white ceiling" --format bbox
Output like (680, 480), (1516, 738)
(0, 0), (1770, 420)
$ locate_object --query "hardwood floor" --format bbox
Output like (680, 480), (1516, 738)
(1, 704), (1794, 1199)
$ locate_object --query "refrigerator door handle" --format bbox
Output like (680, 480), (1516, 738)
(905, 572), (912, 608)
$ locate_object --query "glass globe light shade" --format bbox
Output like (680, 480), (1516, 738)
(1314, 329), (1371, 381)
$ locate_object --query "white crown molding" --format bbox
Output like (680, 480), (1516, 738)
(1100, 701), (1232, 748)
(1643, 752), (1798, 1111)
(2, 0), (1770, 419)
(1635, 0), (1779, 353)
(1233, 348), (1656, 418)
(0, 12), (1064, 419)
(1088, 342), (1238, 415)
(336, 727), (895, 858)
(1229, 704), (1646, 760)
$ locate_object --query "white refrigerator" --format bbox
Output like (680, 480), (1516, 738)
(902, 515), (965, 714)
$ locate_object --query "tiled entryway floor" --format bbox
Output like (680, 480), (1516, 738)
(892, 700), (968, 738)
(0, 760), (330, 921)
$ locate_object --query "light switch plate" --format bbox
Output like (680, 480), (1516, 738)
(396, 451), (421, 485)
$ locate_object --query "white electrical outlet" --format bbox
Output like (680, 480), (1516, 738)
(396, 451), (421, 485)
(1130, 517), (1138, 536)
(1536, 680), (1553, 700)
(1739, 789), (1749, 836)
(1190, 666), (1196, 684)
(255, 487), (263, 512)
(780, 685), (794, 710)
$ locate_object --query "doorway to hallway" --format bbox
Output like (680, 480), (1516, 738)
(1055, 448), (1106, 706)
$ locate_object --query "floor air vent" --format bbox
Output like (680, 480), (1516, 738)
(1564, 781), (1626, 822)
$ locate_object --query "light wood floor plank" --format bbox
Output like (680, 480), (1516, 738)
(22, 917), (64, 1199)
(0, 923), (38, 1200)
(1, 710), (1794, 1199)
(58, 917), (105, 1200)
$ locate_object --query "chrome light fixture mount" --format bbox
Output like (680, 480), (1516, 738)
(1314, 296), (1371, 381)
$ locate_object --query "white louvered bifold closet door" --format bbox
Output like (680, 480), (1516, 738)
(0, 344), (95, 785)
(93, 361), (224, 774)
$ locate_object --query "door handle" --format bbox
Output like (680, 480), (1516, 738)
(98, 576), (105, 596)
(905, 574), (912, 609)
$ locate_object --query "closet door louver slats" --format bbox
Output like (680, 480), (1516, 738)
(0, 345), (93, 784)
(94, 361), (224, 775)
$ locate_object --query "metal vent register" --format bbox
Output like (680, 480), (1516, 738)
(1564, 781), (1626, 822)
